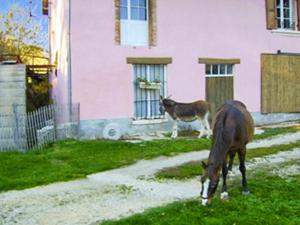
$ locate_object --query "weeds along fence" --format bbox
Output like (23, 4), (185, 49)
(0, 103), (80, 152)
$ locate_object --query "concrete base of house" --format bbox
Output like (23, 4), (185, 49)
(79, 112), (300, 140)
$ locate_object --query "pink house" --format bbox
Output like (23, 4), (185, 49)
(46, 0), (300, 138)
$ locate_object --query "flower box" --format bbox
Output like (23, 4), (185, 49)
(139, 82), (161, 90)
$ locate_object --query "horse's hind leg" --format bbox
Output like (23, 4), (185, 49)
(238, 148), (250, 194)
(197, 119), (205, 138)
(201, 112), (211, 139)
(227, 151), (235, 176)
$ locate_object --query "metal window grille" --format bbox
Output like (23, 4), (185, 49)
(133, 64), (167, 120)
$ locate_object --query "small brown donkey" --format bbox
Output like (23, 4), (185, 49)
(159, 96), (211, 138)
(200, 100), (254, 206)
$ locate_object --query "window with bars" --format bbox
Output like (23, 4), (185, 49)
(276, 0), (297, 30)
(133, 64), (167, 120)
(205, 64), (234, 76)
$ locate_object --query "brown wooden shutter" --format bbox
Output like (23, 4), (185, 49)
(265, 0), (277, 29)
(148, 0), (157, 46)
(297, 0), (300, 30)
(115, 0), (121, 45)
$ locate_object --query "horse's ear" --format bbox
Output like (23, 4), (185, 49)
(160, 95), (163, 101)
(201, 161), (208, 169)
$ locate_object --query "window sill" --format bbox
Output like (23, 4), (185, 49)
(205, 75), (234, 77)
(132, 118), (168, 125)
(271, 29), (300, 37)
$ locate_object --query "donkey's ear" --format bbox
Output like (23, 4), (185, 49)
(201, 161), (208, 169)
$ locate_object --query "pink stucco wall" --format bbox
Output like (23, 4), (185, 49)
(64, 0), (300, 120)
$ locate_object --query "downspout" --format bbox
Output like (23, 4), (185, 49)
(67, 0), (72, 114)
(48, 0), (53, 100)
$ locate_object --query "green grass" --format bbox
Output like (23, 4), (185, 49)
(102, 172), (300, 225)
(155, 141), (300, 180)
(0, 126), (299, 192)
(166, 126), (299, 139)
(254, 126), (299, 140)
(0, 138), (210, 192)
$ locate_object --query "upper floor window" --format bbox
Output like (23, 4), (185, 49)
(115, 0), (157, 47)
(121, 0), (147, 21)
(266, 0), (300, 31)
(120, 0), (149, 46)
(276, 0), (296, 30)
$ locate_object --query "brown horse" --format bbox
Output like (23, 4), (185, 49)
(200, 100), (254, 206)
(159, 96), (211, 138)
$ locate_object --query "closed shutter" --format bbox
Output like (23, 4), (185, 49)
(148, 0), (157, 46)
(297, 0), (300, 30)
(115, 0), (121, 44)
(265, 0), (277, 29)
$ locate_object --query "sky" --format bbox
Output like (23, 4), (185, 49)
(0, 0), (48, 33)
(0, 0), (49, 50)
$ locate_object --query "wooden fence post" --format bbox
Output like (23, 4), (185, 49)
(12, 104), (21, 151)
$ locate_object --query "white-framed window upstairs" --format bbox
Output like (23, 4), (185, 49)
(120, 0), (149, 46)
(276, 0), (297, 30)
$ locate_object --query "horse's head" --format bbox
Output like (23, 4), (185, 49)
(200, 161), (220, 206)
(159, 95), (174, 114)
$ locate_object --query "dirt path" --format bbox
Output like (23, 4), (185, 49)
(1, 132), (300, 225)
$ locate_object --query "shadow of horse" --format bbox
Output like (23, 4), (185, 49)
(159, 96), (211, 139)
(200, 100), (254, 206)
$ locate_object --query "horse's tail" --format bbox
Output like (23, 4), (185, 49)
(211, 107), (228, 157)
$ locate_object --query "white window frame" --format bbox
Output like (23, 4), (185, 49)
(276, 0), (296, 30)
(120, 0), (149, 46)
(205, 64), (234, 77)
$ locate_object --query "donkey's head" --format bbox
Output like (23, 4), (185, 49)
(200, 161), (221, 206)
(159, 95), (174, 114)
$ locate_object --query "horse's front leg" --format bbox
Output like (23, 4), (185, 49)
(238, 147), (250, 195)
(220, 160), (229, 200)
(171, 120), (178, 138)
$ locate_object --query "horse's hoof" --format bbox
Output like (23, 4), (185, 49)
(242, 190), (250, 195)
(220, 192), (229, 200)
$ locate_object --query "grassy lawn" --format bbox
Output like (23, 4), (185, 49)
(167, 126), (299, 140)
(0, 138), (210, 192)
(0, 126), (298, 192)
(155, 141), (300, 180)
(102, 172), (300, 225)
(254, 126), (299, 140)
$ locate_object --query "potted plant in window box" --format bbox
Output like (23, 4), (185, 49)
(137, 77), (161, 90)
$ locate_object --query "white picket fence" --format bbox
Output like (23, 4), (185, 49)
(0, 103), (80, 152)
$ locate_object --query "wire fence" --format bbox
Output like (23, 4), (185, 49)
(0, 103), (80, 152)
